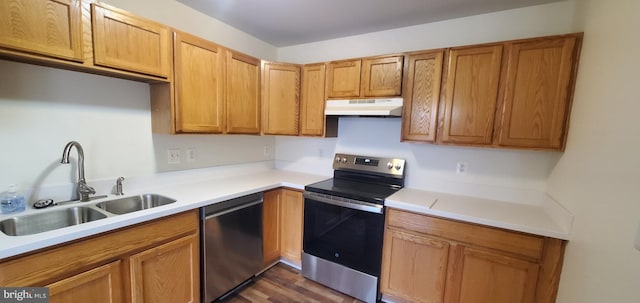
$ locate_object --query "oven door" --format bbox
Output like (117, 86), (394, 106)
(303, 192), (385, 277)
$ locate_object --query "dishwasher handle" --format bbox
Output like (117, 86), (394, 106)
(202, 192), (264, 218)
(204, 199), (263, 219)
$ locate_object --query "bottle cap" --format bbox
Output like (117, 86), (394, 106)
(7, 184), (17, 193)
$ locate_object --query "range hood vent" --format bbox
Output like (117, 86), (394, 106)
(324, 98), (403, 117)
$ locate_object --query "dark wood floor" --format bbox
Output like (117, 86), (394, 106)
(219, 263), (363, 303)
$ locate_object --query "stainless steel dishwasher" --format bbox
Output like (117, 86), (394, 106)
(201, 193), (263, 302)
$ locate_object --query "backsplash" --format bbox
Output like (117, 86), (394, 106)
(275, 117), (562, 204)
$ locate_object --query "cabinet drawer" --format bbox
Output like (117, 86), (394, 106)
(386, 208), (544, 260)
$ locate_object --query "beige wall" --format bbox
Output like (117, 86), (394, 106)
(548, 0), (640, 301)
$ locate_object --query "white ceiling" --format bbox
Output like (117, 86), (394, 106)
(177, 0), (565, 47)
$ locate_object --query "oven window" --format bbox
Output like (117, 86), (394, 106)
(303, 198), (385, 276)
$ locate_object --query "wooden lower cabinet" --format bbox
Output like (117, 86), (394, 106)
(48, 261), (123, 303)
(445, 246), (538, 303)
(263, 189), (281, 267)
(262, 188), (304, 267)
(381, 209), (565, 303)
(381, 229), (449, 303)
(129, 234), (199, 303)
(280, 189), (304, 265)
(0, 210), (200, 303)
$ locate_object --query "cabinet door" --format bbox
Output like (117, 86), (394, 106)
(362, 55), (403, 97)
(381, 229), (450, 303)
(262, 62), (300, 135)
(129, 234), (200, 303)
(300, 63), (327, 136)
(174, 31), (224, 133)
(445, 246), (539, 303)
(326, 59), (361, 98)
(263, 189), (281, 267)
(439, 45), (502, 145)
(225, 50), (261, 134)
(401, 51), (444, 142)
(496, 36), (578, 150)
(92, 3), (171, 78)
(48, 261), (123, 303)
(280, 189), (303, 266)
(0, 0), (83, 62)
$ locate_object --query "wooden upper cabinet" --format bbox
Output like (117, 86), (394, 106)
(496, 35), (579, 150)
(91, 3), (171, 78)
(326, 59), (362, 98)
(225, 50), (261, 134)
(47, 261), (123, 303)
(326, 55), (404, 99)
(401, 50), (444, 142)
(300, 63), (327, 136)
(362, 55), (403, 97)
(173, 31), (224, 133)
(262, 62), (300, 135)
(439, 45), (503, 145)
(0, 0), (83, 62)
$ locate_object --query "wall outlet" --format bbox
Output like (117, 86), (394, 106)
(186, 148), (197, 162)
(263, 146), (270, 157)
(168, 149), (181, 164)
(456, 161), (468, 174)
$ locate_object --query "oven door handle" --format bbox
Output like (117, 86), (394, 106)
(304, 192), (384, 214)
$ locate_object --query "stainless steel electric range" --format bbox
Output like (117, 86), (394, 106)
(302, 153), (405, 303)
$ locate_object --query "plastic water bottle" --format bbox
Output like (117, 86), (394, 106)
(0, 184), (26, 214)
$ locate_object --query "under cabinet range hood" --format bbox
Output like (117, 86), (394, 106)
(324, 98), (403, 117)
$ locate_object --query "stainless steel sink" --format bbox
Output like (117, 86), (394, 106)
(0, 207), (107, 236)
(96, 194), (176, 215)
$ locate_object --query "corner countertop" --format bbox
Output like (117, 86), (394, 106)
(385, 188), (571, 240)
(0, 168), (571, 260)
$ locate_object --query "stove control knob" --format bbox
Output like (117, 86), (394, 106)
(341, 157), (347, 163)
(387, 162), (393, 169)
(395, 163), (403, 170)
(335, 156), (341, 163)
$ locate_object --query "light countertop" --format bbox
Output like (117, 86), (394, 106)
(0, 167), (571, 260)
(386, 188), (572, 240)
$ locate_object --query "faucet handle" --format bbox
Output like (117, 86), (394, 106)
(78, 182), (96, 194)
(77, 181), (95, 202)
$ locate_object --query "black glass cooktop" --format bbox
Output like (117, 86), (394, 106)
(304, 177), (402, 205)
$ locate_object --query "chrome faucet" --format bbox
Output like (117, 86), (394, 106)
(115, 177), (125, 196)
(61, 141), (96, 202)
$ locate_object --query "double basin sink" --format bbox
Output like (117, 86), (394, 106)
(0, 194), (176, 236)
